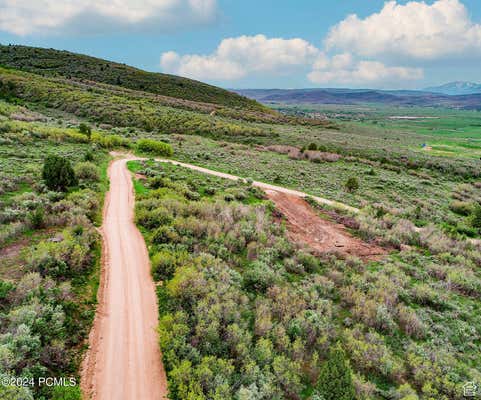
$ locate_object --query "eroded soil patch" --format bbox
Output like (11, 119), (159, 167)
(265, 190), (386, 260)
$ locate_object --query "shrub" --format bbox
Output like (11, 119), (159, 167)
(472, 203), (481, 229)
(42, 155), (78, 191)
(204, 187), (216, 195)
(449, 200), (473, 216)
(184, 190), (200, 201)
(84, 151), (94, 161)
(308, 143), (318, 151)
(74, 162), (100, 182)
(345, 177), (359, 192)
(35, 256), (68, 278)
(91, 132), (130, 148)
(243, 261), (278, 292)
(224, 194), (235, 202)
(136, 207), (172, 229)
(137, 139), (173, 157)
(0, 279), (14, 300)
(51, 385), (81, 400)
(152, 250), (188, 281)
(151, 226), (180, 244)
(78, 123), (92, 140)
(28, 207), (45, 229)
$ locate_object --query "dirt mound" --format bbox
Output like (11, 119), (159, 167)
(265, 190), (386, 260)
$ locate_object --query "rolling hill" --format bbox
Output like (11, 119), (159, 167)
(234, 87), (481, 110)
(0, 44), (266, 112)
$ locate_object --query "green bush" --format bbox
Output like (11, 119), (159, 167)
(75, 161), (100, 182)
(308, 143), (318, 150)
(51, 385), (81, 400)
(345, 177), (359, 192)
(151, 226), (180, 244)
(137, 139), (173, 157)
(42, 155), (78, 191)
(472, 203), (481, 229)
(449, 200), (473, 216)
(28, 207), (45, 229)
(152, 250), (188, 281)
(136, 207), (172, 229)
(84, 151), (94, 161)
(0, 280), (14, 300)
(78, 123), (92, 140)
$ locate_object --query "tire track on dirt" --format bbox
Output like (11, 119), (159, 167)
(81, 157), (168, 400)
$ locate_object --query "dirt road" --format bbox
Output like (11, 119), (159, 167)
(142, 156), (383, 257)
(152, 158), (359, 213)
(81, 157), (168, 400)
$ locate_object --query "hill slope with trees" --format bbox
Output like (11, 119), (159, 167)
(0, 44), (267, 112)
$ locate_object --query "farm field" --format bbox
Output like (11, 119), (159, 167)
(273, 103), (481, 158)
(0, 45), (480, 400)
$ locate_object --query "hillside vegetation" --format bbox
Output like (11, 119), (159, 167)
(0, 101), (114, 400)
(0, 67), (274, 139)
(0, 44), (266, 112)
(130, 160), (481, 400)
(1, 45), (480, 400)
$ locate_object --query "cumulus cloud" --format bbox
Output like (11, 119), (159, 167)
(161, 50), (246, 80)
(160, 34), (319, 81)
(161, 34), (424, 87)
(325, 0), (481, 59)
(0, 0), (218, 35)
(308, 56), (424, 87)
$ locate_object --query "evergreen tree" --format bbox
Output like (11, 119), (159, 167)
(345, 177), (359, 192)
(315, 345), (356, 400)
(78, 122), (92, 140)
(42, 155), (78, 191)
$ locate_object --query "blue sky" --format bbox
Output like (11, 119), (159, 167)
(1, 0), (481, 89)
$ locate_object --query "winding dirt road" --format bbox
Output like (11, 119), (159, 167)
(81, 157), (168, 400)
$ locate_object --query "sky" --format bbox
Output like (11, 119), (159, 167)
(1, 0), (481, 89)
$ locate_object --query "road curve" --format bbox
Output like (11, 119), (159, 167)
(151, 158), (359, 213)
(81, 157), (168, 400)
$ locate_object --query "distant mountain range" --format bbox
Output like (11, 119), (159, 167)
(424, 81), (481, 95)
(233, 87), (481, 110)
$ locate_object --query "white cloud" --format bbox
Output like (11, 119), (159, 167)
(0, 0), (217, 35)
(308, 56), (424, 87)
(160, 34), (319, 81)
(325, 0), (481, 60)
(162, 34), (424, 87)
(161, 51), (246, 80)
(312, 53), (329, 70)
(330, 53), (353, 70)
